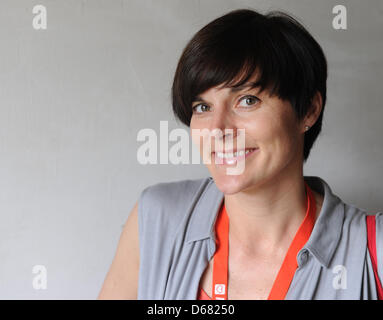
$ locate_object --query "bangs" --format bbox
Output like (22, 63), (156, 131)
(188, 18), (287, 102)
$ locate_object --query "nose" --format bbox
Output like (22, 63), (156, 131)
(208, 109), (240, 148)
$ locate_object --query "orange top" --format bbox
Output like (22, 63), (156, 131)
(197, 181), (316, 300)
(198, 287), (211, 300)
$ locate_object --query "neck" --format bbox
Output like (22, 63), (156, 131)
(224, 167), (309, 256)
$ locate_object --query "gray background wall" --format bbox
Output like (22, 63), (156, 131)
(0, 0), (381, 299)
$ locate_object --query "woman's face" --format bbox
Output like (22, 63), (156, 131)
(190, 79), (306, 195)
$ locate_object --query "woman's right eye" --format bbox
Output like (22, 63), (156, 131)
(192, 104), (210, 113)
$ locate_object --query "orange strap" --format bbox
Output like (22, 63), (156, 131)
(212, 200), (230, 300)
(212, 182), (316, 300)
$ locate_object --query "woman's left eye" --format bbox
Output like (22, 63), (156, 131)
(238, 95), (260, 107)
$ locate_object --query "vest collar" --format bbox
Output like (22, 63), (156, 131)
(185, 175), (345, 268)
(185, 177), (224, 244)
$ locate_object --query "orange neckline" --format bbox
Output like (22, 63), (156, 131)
(199, 182), (316, 300)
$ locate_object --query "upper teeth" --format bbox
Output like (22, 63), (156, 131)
(216, 149), (254, 158)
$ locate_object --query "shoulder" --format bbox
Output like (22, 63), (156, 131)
(373, 212), (383, 278)
(138, 177), (210, 208)
(342, 202), (382, 232)
(375, 211), (383, 231)
(137, 177), (211, 236)
(333, 202), (372, 254)
(342, 203), (369, 226)
(342, 203), (383, 273)
(372, 211), (383, 249)
(138, 177), (211, 218)
(340, 202), (380, 238)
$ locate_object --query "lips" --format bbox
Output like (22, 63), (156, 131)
(213, 147), (258, 155)
(212, 148), (258, 165)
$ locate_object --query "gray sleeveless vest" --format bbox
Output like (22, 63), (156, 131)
(137, 175), (382, 299)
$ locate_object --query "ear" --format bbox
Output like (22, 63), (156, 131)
(302, 91), (323, 133)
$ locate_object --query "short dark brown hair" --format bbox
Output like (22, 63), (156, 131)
(171, 9), (327, 162)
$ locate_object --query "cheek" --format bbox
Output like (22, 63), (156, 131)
(242, 112), (282, 141)
(190, 123), (213, 162)
(190, 120), (204, 147)
(244, 112), (298, 154)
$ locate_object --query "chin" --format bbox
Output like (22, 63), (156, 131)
(210, 172), (251, 195)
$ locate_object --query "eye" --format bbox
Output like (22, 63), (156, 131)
(192, 104), (211, 114)
(238, 95), (260, 108)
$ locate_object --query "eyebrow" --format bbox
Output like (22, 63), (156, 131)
(193, 81), (262, 103)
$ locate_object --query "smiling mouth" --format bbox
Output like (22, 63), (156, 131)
(212, 148), (258, 165)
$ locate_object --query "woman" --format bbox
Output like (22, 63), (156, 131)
(98, 9), (382, 300)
